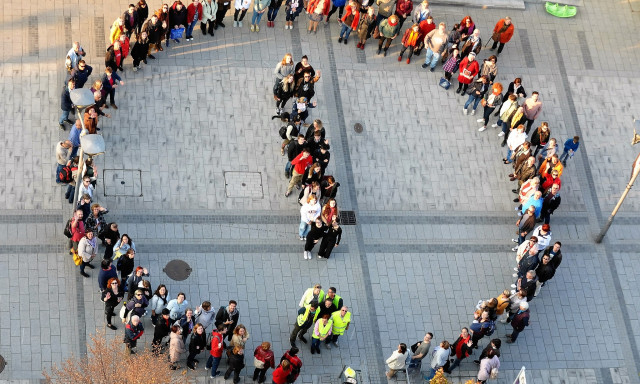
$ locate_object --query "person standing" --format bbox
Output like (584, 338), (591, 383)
(169, 1), (188, 44)
(421, 22), (447, 71)
(102, 277), (124, 330)
(130, 31), (150, 72)
(167, 292), (190, 321)
(490, 16), (514, 54)
(408, 332), (432, 368)
(272, 360), (293, 384)
(290, 301), (319, 348)
(280, 348), (302, 382)
(186, 0), (203, 41)
(328, 306), (350, 347)
(521, 92), (543, 134)
(105, 41), (124, 72)
(424, 341), (450, 381)
(59, 79), (75, 130)
(55, 140), (72, 182)
(477, 82), (502, 131)
(201, 0), (218, 35)
(356, 7), (375, 49)
(325, 0), (346, 24)
(253, 342), (275, 383)
(338, 1), (359, 45)
(65, 42), (86, 72)
(214, 0), (231, 28)
(250, 0), (271, 31)
(394, 0), (412, 30)
(506, 302), (530, 343)
(317, 220), (342, 259)
(205, 325), (227, 377)
(412, 0), (430, 24)
(397, 23), (421, 64)
(298, 195), (321, 241)
(78, 231), (97, 278)
(169, 326), (186, 369)
(534, 254), (556, 296)
(310, 315), (333, 354)
(266, 0), (284, 27)
(463, 75), (489, 116)
(559, 136), (580, 165)
(385, 343), (409, 379)
(122, 4), (140, 38)
(530, 223), (552, 255)
(376, 15), (400, 56)
(215, 300), (240, 340)
(187, 323), (207, 370)
(306, 0), (331, 34)
(224, 347), (245, 383)
(531, 122), (551, 157)
(544, 241), (563, 270)
(474, 339), (501, 365)
(304, 218), (326, 260)
(476, 348), (500, 383)
(512, 205), (536, 246)
(299, 284), (325, 307)
(455, 52), (479, 94)
(98, 259), (118, 292)
(68, 60), (93, 89)
(446, 328), (472, 373)
(152, 308), (172, 350)
(234, 0), (252, 27)
(286, 149), (313, 197)
(124, 315), (144, 354)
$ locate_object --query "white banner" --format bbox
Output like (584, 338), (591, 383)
(513, 366), (527, 384)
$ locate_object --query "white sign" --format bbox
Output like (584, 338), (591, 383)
(513, 366), (526, 384)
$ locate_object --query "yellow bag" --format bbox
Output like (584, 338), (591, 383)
(72, 250), (82, 266)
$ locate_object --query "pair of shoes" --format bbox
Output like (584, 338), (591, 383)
(360, 43), (365, 50)
(498, 131), (505, 137)
(510, 284), (517, 288)
(357, 42), (362, 48)
(478, 126), (487, 132)
(343, 39), (347, 44)
(65, 119), (74, 124)
(133, 66), (139, 72)
(332, 341), (339, 347)
(511, 247), (518, 252)
(299, 236), (304, 241)
(491, 123), (498, 128)
(107, 323), (117, 330)
(325, 343), (331, 349)
(110, 103), (118, 109)
(463, 107), (468, 115)
(234, 20), (239, 27)
(406, 58), (410, 64)
(477, 118), (485, 123)
(59, 123), (66, 130)
(303, 251), (309, 259)
(338, 37), (343, 43)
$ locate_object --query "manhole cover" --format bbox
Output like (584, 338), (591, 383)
(103, 169), (143, 197)
(354, 123), (363, 133)
(0, 355), (5, 373)
(224, 171), (264, 198)
(163, 260), (192, 281)
(339, 210), (357, 225)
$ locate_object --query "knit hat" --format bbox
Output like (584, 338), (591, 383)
(469, 52), (476, 58)
(388, 15), (399, 26)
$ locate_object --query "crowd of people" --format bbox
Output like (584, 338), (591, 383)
(53, 0), (585, 383)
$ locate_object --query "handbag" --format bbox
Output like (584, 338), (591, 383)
(170, 27), (185, 40)
(438, 77), (450, 90)
(254, 357), (265, 369)
(490, 367), (499, 379)
(72, 250), (82, 266)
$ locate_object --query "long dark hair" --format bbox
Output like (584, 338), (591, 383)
(153, 284), (168, 305)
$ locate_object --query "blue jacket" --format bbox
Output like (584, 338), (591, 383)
(68, 125), (81, 147)
(98, 265), (118, 291)
(69, 65), (93, 88)
(521, 196), (543, 218)
(563, 138), (579, 152)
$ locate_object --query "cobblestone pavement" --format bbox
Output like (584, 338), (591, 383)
(0, 0), (640, 383)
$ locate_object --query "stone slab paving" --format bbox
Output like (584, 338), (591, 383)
(1, 0), (640, 383)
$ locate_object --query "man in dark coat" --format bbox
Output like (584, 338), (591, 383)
(541, 183), (561, 224)
(153, 308), (172, 351)
(516, 270), (538, 301)
(142, 14), (162, 58)
(68, 60), (93, 88)
(215, 300), (240, 340)
(59, 79), (75, 130)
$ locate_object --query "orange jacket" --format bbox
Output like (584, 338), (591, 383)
(341, 6), (360, 30)
(493, 19), (514, 43)
(401, 27), (420, 47)
(307, 0), (331, 15)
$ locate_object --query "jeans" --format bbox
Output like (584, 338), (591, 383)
(559, 150), (571, 163)
(506, 148), (513, 163)
(186, 19), (198, 37)
(399, 45), (415, 60)
(424, 368), (437, 381)
(206, 355), (221, 376)
(517, 231), (527, 245)
(339, 25), (352, 39)
(285, 161), (293, 178)
(448, 357), (462, 372)
(107, 88), (116, 104)
(252, 10), (265, 24)
(299, 220), (311, 238)
(59, 110), (70, 124)
(464, 94), (482, 110)
(79, 260), (90, 274)
(482, 106), (495, 126)
(311, 337), (322, 350)
(267, 7), (280, 21)
(424, 48), (441, 69)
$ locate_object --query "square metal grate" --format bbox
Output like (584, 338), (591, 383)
(224, 171), (264, 198)
(339, 210), (357, 225)
(103, 169), (143, 197)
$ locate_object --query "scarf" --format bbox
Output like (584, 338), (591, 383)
(227, 306), (238, 317)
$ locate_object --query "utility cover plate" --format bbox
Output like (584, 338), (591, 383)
(163, 259), (192, 281)
(103, 169), (143, 197)
(224, 171), (264, 198)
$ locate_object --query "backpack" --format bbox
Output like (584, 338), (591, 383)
(58, 165), (74, 184)
(279, 126), (288, 139)
(279, 124), (299, 140)
(484, 320), (496, 336)
(63, 219), (73, 238)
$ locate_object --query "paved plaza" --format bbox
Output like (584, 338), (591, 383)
(1, 0), (640, 383)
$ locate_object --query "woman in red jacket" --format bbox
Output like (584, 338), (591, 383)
(306, 0), (330, 34)
(338, 1), (359, 44)
(455, 52), (479, 95)
(491, 17), (514, 54)
(272, 360), (292, 384)
(253, 342), (276, 383)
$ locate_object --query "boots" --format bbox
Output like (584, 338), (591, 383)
(208, 22), (215, 36)
(201, 22), (207, 35)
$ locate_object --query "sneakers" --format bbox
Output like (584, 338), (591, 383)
(470, 109), (476, 116)
(429, 67), (434, 72)
(478, 126), (486, 132)
(256, 25), (260, 32)
(298, 335), (308, 344)
(339, 37), (343, 43)
(511, 247), (518, 252)
(514, 267), (518, 271)
(317, 255), (322, 259)
(133, 66), (139, 72)
(250, 24), (255, 32)
(512, 273), (518, 277)
(511, 239), (519, 243)
(107, 324), (117, 330)
(477, 118), (484, 123)
(275, 107), (280, 115)
(303, 251), (309, 259)
(510, 284), (517, 288)
(463, 108), (468, 115)
(239, 21), (243, 27)
(59, 123), (66, 131)
(491, 123), (498, 128)
(299, 237), (304, 241)
(332, 341), (339, 347)
(234, 20), (238, 27)
(498, 131), (505, 137)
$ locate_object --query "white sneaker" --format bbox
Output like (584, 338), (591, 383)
(463, 108), (468, 115)
(500, 318), (507, 324)
(303, 252), (307, 259)
(478, 126), (486, 132)
(510, 284), (517, 288)
(510, 290), (516, 295)
(511, 247), (518, 252)
(477, 118), (484, 123)
(513, 267), (518, 271)
(511, 239), (518, 243)
(239, 21), (243, 27)
(234, 20), (238, 27)
(471, 109), (476, 116)
(491, 123), (498, 128)
(498, 131), (505, 137)
(512, 273), (518, 277)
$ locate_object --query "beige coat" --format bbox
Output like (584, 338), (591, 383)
(169, 332), (186, 363)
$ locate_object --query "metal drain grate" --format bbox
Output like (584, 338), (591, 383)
(339, 211), (357, 225)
